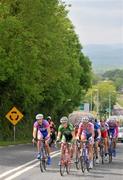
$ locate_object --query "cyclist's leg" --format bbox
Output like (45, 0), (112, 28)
(45, 136), (51, 156)
(45, 136), (52, 164)
(61, 135), (66, 160)
(37, 131), (43, 159)
(101, 130), (108, 159)
(88, 139), (94, 168)
(95, 140), (100, 163)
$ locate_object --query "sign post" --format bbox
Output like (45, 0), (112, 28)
(14, 125), (16, 141)
(5, 106), (24, 141)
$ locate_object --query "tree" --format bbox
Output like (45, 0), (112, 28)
(103, 69), (123, 91)
(85, 81), (117, 117)
(0, 0), (92, 140)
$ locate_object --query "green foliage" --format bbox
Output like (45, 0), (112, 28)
(0, 0), (92, 140)
(85, 81), (117, 117)
(103, 69), (123, 91)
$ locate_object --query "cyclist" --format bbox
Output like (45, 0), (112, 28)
(107, 117), (119, 157)
(76, 116), (94, 169)
(93, 118), (101, 164)
(56, 116), (75, 162)
(99, 117), (109, 161)
(32, 114), (51, 165)
(47, 116), (57, 147)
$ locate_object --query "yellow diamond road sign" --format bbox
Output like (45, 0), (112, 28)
(6, 106), (23, 125)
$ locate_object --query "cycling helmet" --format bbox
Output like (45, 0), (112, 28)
(36, 114), (43, 120)
(81, 116), (89, 123)
(47, 116), (51, 120)
(60, 116), (68, 123)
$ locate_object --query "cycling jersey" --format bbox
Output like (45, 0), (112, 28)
(99, 121), (109, 138)
(94, 122), (100, 139)
(107, 120), (118, 138)
(78, 122), (94, 140)
(58, 123), (74, 142)
(34, 120), (49, 138)
(48, 121), (56, 133)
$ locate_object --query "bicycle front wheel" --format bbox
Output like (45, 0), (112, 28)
(100, 145), (104, 164)
(93, 151), (97, 167)
(75, 151), (81, 170)
(80, 156), (86, 173)
(108, 149), (112, 163)
(40, 159), (44, 172)
(42, 159), (47, 170)
(60, 164), (66, 176)
(66, 162), (71, 174)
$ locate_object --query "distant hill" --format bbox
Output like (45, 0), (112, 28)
(83, 44), (123, 73)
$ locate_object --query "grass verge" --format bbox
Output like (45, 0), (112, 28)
(0, 139), (31, 146)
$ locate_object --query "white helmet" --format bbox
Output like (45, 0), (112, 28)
(36, 114), (43, 120)
(60, 116), (68, 123)
(47, 116), (51, 120)
(81, 116), (89, 123)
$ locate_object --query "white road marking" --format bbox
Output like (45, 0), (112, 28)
(0, 150), (60, 179)
(4, 152), (60, 180)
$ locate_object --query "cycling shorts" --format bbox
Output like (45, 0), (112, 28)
(37, 130), (50, 141)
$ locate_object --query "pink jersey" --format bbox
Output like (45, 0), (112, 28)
(34, 120), (49, 133)
(78, 122), (94, 137)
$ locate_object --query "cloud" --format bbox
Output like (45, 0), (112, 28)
(64, 0), (123, 44)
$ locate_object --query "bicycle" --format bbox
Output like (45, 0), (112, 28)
(79, 140), (90, 173)
(57, 141), (72, 176)
(38, 138), (49, 172)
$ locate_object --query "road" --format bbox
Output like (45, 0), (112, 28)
(0, 143), (123, 180)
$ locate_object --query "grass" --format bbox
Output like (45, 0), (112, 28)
(0, 139), (31, 146)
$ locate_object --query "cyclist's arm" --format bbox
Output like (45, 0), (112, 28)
(57, 131), (62, 140)
(91, 124), (95, 138)
(97, 127), (101, 138)
(47, 126), (51, 137)
(71, 130), (75, 140)
(33, 126), (37, 140)
(76, 122), (83, 138)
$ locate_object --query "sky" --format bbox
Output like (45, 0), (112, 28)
(64, 0), (123, 45)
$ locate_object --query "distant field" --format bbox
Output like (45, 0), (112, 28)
(117, 94), (123, 107)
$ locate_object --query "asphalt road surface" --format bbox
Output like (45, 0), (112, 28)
(0, 143), (123, 180)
